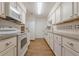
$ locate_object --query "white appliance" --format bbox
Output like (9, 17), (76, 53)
(17, 33), (28, 56)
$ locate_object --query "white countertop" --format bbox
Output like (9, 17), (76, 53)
(0, 32), (27, 40)
(53, 31), (79, 40)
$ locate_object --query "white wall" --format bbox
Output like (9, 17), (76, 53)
(26, 14), (47, 40)
(26, 15), (36, 40)
(35, 17), (47, 38)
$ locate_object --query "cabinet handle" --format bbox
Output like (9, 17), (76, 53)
(67, 42), (74, 46)
(70, 16), (73, 17)
(59, 44), (61, 46)
(61, 45), (63, 47)
(5, 42), (12, 46)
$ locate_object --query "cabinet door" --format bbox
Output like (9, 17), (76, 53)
(10, 2), (17, 9)
(55, 5), (61, 23)
(62, 45), (79, 56)
(53, 40), (61, 56)
(0, 46), (16, 56)
(52, 12), (55, 24)
(73, 2), (78, 17)
(0, 2), (2, 17)
(78, 2), (79, 16)
(62, 2), (73, 21)
(53, 35), (61, 56)
(1, 2), (6, 18)
(49, 33), (54, 51)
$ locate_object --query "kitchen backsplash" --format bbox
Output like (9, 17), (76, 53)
(55, 20), (79, 33)
(0, 18), (21, 31)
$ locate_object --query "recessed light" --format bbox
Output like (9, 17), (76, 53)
(37, 2), (43, 15)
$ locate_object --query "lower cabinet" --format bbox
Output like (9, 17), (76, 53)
(0, 46), (16, 56)
(45, 32), (54, 51)
(62, 45), (79, 56)
(62, 37), (79, 56)
(53, 40), (61, 56)
(53, 34), (62, 56)
(0, 37), (17, 56)
(45, 33), (79, 56)
(49, 33), (54, 51)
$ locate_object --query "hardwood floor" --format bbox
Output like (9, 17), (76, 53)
(25, 38), (54, 56)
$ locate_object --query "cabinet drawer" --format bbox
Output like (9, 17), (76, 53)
(0, 37), (16, 53)
(62, 45), (79, 56)
(0, 45), (16, 56)
(62, 37), (79, 53)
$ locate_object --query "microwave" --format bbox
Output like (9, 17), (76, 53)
(5, 2), (21, 22)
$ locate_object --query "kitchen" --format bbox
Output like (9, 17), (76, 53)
(0, 1), (79, 56)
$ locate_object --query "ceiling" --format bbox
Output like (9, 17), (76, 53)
(23, 2), (55, 17)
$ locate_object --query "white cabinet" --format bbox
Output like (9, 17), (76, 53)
(73, 2), (78, 17)
(62, 2), (73, 21)
(0, 2), (6, 18)
(0, 37), (17, 56)
(55, 5), (61, 23)
(62, 37), (79, 56)
(0, 46), (16, 56)
(78, 2), (79, 16)
(5, 2), (20, 21)
(62, 45), (79, 56)
(54, 40), (61, 56)
(45, 32), (54, 51)
(0, 2), (2, 16)
(52, 12), (55, 24)
(53, 34), (62, 56)
(49, 33), (54, 51)
(5, 2), (26, 24)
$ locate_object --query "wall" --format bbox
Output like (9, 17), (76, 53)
(26, 14), (36, 40)
(35, 17), (47, 38)
(0, 18), (21, 31)
(26, 14), (47, 40)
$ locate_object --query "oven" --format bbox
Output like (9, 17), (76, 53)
(17, 33), (27, 56)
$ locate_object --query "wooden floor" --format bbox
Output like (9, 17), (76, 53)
(25, 38), (54, 56)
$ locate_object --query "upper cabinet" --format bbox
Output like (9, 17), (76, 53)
(73, 2), (78, 17)
(61, 2), (73, 22)
(49, 2), (79, 24)
(0, 2), (6, 18)
(78, 2), (79, 16)
(5, 2), (26, 24)
(55, 4), (61, 23)
(5, 2), (22, 22)
(52, 12), (55, 24)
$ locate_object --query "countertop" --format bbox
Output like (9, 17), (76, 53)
(53, 31), (79, 40)
(0, 32), (27, 40)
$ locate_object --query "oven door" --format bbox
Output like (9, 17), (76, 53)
(18, 34), (27, 56)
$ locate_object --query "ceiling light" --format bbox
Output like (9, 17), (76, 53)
(37, 2), (43, 15)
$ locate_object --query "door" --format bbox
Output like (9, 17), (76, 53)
(62, 2), (73, 21)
